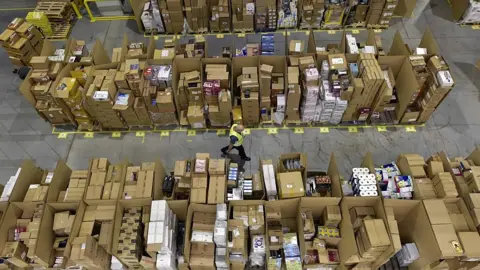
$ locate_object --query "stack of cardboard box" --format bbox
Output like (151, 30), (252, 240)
(433, 172), (458, 198)
(113, 90), (142, 127)
(181, 70), (204, 128)
(185, 0), (209, 32)
(366, 0), (385, 25)
(277, 0), (298, 28)
(207, 159), (226, 204)
(0, 18), (42, 66)
(160, 0), (184, 33)
(259, 64), (273, 117)
(177, 37), (205, 58)
(299, 57), (320, 122)
(255, 0), (276, 31)
(3, 203), (44, 267)
(23, 183), (48, 202)
(379, 0), (398, 26)
(147, 200), (177, 269)
(154, 88), (177, 126)
(63, 170), (88, 202)
(417, 55), (453, 123)
(356, 218), (391, 263)
(239, 67), (260, 126)
(229, 206), (249, 268)
(174, 159), (193, 197)
(55, 77), (95, 129)
(231, 0), (255, 31)
(70, 236), (110, 269)
(299, 0), (324, 29)
(191, 153), (209, 203)
(49, 210), (76, 267)
(189, 210), (216, 269)
(209, 0), (230, 32)
(116, 207), (144, 268)
(465, 193), (480, 228)
(122, 162), (155, 200)
(85, 158), (109, 200)
(86, 69), (127, 129)
(75, 203), (115, 255)
(204, 64), (231, 126)
(322, 3), (346, 29)
(423, 200), (467, 261)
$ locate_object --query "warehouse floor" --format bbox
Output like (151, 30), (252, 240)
(0, 0), (478, 183)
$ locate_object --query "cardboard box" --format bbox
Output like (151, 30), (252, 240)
(323, 205), (342, 227)
(458, 232), (480, 261)
(207, 175), (226, 204)
(208, 159), (225, 175)
(289, 40), (304, 55)
(424, 199), (451, 225)
(432, 224), (463, 258)
(277, 171), (304, 198)
(1, 242), (29, 268)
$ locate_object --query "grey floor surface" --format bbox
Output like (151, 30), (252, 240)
(0, 0), (478, 182)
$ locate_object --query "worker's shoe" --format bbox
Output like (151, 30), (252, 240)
(243, 157), (251, 161)
(221, 149), (228, 155)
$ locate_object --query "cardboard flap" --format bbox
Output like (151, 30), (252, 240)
(378, 55), (406, 77)
(389, 31), (410, 56)
(327, 152), (342, 198)
(394, 58), (418, 120)
(119, 34), (129, 63)
(451, 0), (470, 20)
(360, 152), (376, 174)
(467, 148), (480, 166)
(393, 0), (416, 17)
(46, 160), (72, 202)
(307, 31), (316, 54)
(91, 40), (111, 65)
(40, 39), (56, 56)
(418, 27), (441, 56)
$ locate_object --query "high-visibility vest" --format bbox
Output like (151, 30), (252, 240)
(229, 124), (244, 147)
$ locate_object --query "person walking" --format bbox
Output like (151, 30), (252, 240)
(221, 124), (251, 161)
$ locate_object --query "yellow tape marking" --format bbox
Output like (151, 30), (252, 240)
(160, 131), (170, 137)
(243, 129), (251, 135)
(58, 133), (68, 139)
(294, 128), (304, 134)
(348, 127), (358, 133)
(84, 132), (94, 138)
(328, 30), (336, 34)
(320, 127), (329, 133)
(216, 129), (227, 136)
(352, 30), (360, 34)
(268, 128), (278, 134)
(187, 130), (196, 136)
(112, 132), (121, 138)
(216, 34), (224, 38)
(405, 126), (416, 132)
(377, 126), (387, 132)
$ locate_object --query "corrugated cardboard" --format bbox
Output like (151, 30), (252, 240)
(277, 171), (305, 198)
(424, 200), (452, 225)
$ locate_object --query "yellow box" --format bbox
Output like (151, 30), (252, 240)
(55, 77), (79, 99)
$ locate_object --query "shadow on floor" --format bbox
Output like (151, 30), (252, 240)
(429, 0), (454, 22)
(453, 61), (480, 100)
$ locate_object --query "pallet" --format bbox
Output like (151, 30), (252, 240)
(46, 23), (72, 40)
(35, 2), (70, 19)
(53, 123), (77, 132)
(154, 123), (179, 130)
(285, 120), (310, 127)
(232, 28), (254, 33)
(129, 125), (154, 131)
(367, 24), (388, 29)
(345, 22), (366, 28)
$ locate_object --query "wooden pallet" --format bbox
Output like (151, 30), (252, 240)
(345, 22), (366, 28)
(232, 28), (254, 33)
(286, 120), (309, 127)
(367, 24), (388, 29)
(46, 23), (72, 40)
(35, 2), (70, 19)
(129, 125), (154, 131)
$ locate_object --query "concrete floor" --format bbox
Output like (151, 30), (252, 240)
(0, 0), (479, 182)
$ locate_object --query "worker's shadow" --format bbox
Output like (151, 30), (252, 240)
(221, 153), (246, 172)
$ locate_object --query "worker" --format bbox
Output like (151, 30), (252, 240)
(221, 124), (251, 161)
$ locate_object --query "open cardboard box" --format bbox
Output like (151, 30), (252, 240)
(34, 202), (81, 267)
(45, 160), (72, 202)
(0, 201), (45, 267)
(297, 197), (342, 268)
(183, 203), (217, 265)
(67, 199), (116, 255)
(383, 199), (438, 269)
(111, 198), (152, 265)
(338, 196), (394, 269)
(265, 198), (300, 265)
(341, 30), (379, 63)
(5, 160), (44, 202)
(172, 57), (203, 114)
(439, 151), (470, 198)
(227, 200), (265, 268)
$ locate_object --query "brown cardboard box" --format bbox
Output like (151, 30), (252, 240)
(458, 232), (480, 261)
(86, 186), (103, 200)
(208, 159), (225, 175)
(428, 161), (444, 179)
(207, 175), (226, 204)
(323, 205), (342, 227)
(289, 40), (304, 55)
(328, 54), (348, 70)
(1, 242), (29, 268)
(349, 207), (375, 229)
(424, 199), (452, 224)
(432, 224), (463, 258)
(277, 171), (305, 198)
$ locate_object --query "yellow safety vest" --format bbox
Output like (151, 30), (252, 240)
(229, 124), (244, 147)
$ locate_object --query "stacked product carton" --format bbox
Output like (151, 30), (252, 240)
(185, 0), (209, 32)
(299, 0), (324, 29)
(122, 162), (155, 200)
(85, 158), (110, 200)
(208, 159), (226, 204)
(214, 204), (228, 269)
(63, 170), (88, 202)
(115, 207), (145, 268)
(277, 0), (297, 28)
(55, 77), (94, 129)
(231, 0), (255, 31)
(180, 70), (204, 128)
(285, 66), (301, 121)
(416, 55), (453, 123)
(0, 18), (42, 66)
(189, 210), (215, 269)
(209, 0), (230, 32)
(259, 64), (273, 116)
(239, 67), (260, 126)
(190, 153), (209, 203)
(379, 0), (398, 26)
(141, 0), (165, 34)
(1, 204), (44, 268)
(255, 0), (276, 31)
(147, 200), (177, 269)
(204, 64), (231, 126)
(160, 0), (185, 33)
(366, 0), (385, 25)
(86, 69), (127, 129)
(459, 1), (480, 24)
(300, 64), (320, 123)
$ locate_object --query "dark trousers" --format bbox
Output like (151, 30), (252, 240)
(221, 145), (247, 159)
